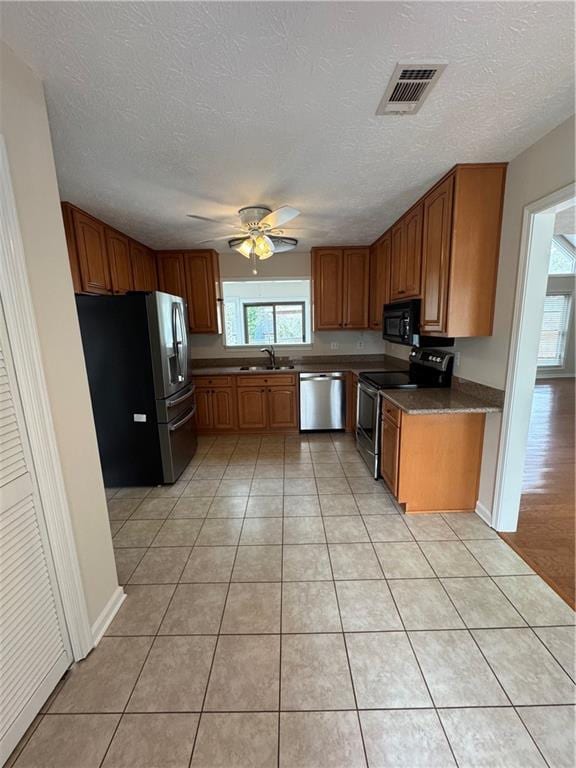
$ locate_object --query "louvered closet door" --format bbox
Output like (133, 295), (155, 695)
(0, 304), (72, 763)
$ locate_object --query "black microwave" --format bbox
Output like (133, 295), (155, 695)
(382, 299), (420, 345)
(382, 299), (454, 347)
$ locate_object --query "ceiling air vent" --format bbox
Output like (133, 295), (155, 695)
(376, 62), (447, 116)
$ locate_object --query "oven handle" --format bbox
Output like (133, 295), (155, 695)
(167, 385), (195, 408)
(169, 406), (196, 432)
(359, 383), (379, 397)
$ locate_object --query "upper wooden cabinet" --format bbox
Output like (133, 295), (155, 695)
(156, 251), (186, 299)
(183, 250), (221, 334)
(420, 164), (506, 337)
(130, 241), (157, 292)
(70, 208), (111, 294)
(311, 248), (343, 330)
(390, 202), (423, 301)
(106, 230), (133, 294)
(312, 247), (369, 330)
(369, 233), (391, 329)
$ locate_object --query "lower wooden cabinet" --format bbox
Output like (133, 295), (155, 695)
(237, 387), (268, 430)
(195, 374), (298, 432)
(195, 381), (237, 432)
(346, 373), (358, 432)
(380, 415), (400, 495)
(380, 397), (485, 513)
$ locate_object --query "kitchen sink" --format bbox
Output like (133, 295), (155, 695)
(239, 365), (295, 371)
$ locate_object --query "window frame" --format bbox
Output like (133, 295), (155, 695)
(537, 291), (573, 370)
(242, 301), (307, 345)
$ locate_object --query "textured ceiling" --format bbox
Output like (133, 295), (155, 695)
(1, 1), (574, 251)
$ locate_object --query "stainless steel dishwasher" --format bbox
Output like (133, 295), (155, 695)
(299, 372), (346, 431)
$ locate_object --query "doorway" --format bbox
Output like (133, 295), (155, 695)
(493, 184), (575, 606)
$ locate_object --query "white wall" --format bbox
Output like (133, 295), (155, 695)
(190, 248), (388, 359)
(0, 42), (119, 627)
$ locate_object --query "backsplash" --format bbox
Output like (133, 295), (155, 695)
(189, 329), (388, 360)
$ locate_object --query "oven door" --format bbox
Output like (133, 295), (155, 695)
(355, 382), (380, 478)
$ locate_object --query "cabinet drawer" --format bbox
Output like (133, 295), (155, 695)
(237, 374), (296, 387)
(194, 375), (234, 388)
(382, 398), (401, 426)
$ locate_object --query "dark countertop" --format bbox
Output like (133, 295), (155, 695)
(380, 387), (502, 415)
(191, 354), (409, 377)
(191, 354), (504, 415)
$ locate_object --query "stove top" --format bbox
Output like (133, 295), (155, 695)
(359, 371), (417, 389)
(359, 348), (455, 391)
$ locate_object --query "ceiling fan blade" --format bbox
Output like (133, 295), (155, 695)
(195, 234), (242, 244)
(259, 206), (300, 229)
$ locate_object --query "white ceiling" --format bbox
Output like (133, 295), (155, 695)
(1, 2), (574, 251)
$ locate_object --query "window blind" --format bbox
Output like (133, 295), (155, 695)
(537, 293), (572, 367)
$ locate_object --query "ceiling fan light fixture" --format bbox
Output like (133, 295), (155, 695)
(236, 238), (254, 258)
(253, 234), (274, 259)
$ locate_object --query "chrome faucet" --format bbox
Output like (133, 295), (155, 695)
(260, 346), (276, 368)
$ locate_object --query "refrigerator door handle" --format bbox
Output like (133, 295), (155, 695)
(167, 385), (195, 409)
(169, 405), (196, 432)
(171, 301), (185, 383)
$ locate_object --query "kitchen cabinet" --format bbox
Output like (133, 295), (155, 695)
(183, 250), (221, 334)
(106, 229), (133, 293)
(369, 233), (391, 329)
(346, 372), (358, 432)
(193, 376), (237, 432)
(390, 203), (422, 301)
(420, 164), (506, 337)
(237, 374), (298, 431)
(237, 387), (268, 430)
(379, 396), (485, 513)
(130, 241), (158, 292)
(70, 207), (111, 294)
(268, 387), (298, 429)
(380, 414), (400, 495)
(311, 247), (369, 330)
(311, 248), (343, 330)
(157, 251), (186, 299)
(61, 203), (82, 293)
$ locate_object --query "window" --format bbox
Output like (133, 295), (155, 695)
(243, 302), (306, 345)
(222, 280), (311, 347)
(549, 236), (576, 275)
(537, 293), (572, 368)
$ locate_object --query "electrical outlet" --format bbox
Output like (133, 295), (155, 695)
(356, 340), (365, 350)
(330, 342), (339, 350)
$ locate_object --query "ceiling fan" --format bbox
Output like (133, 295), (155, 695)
(188, 205), (300, 273)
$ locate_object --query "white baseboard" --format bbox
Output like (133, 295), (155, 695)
(91, 586), (126, 647)
(475, 500), (493, 528)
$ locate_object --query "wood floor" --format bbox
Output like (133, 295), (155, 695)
(502, 378), (575, 608)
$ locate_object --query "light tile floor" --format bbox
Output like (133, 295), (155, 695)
(9, 433), (576, 768)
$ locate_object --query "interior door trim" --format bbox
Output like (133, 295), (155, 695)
(0, 136), (93, 659)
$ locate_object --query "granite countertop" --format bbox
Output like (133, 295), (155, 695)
(191, 354), (409, 377)
(380, 387), (502, 415)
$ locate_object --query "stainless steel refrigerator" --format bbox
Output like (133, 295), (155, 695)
(76, 291), (197, 486)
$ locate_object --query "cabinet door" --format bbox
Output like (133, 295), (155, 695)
(194, 388), (213, 430)
(212, 388), (237, 431)
(403, 203), (423, 298)
(267, 387), (298, 429)
(346, 373), (358, 432)
(72, 210), (111, 293)
(131, 242), (158, 291)
(157, 252), (186, 299)
(106, 229), (133, 293)
(61, 203), (82, 293)
(312, 249), (343, 329)
(369, 234), (391, 328)
(183, 251), (220, 333)
(342, 248), (370, 329)
(421, 176), (454, 334)
(380, 416), (400, 495)
(389, 221), (405, 301)
(237, 388), (268, 430)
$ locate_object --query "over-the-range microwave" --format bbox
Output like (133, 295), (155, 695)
(382, 299), (454, 347)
